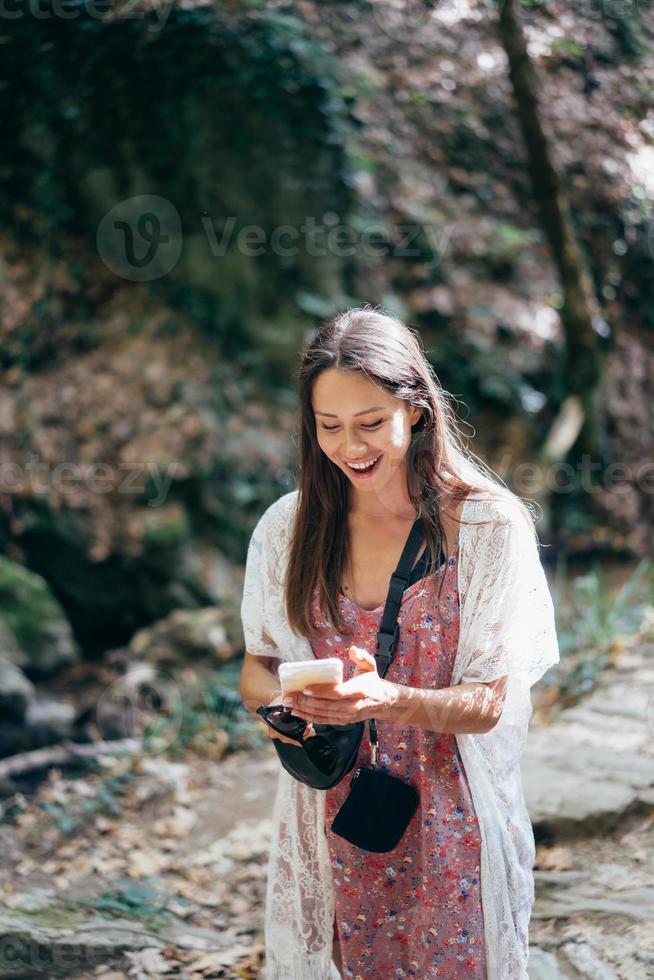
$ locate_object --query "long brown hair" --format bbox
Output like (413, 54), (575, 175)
(284, 306), (539, 639)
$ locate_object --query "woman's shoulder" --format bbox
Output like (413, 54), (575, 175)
(260, 488), (299, 524)
(252, 489), (300, 547)
(461, 486), (534, 531)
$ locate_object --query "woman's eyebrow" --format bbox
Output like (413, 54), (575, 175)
(314, 405), (386, 418)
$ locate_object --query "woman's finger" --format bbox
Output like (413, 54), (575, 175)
(299, 685), (361, 702)
(296, 695), (352, 713)
(305, 715), (353, 726)
(349, 647), (377, 670)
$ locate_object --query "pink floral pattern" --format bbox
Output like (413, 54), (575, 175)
(309, 541), (486, 979)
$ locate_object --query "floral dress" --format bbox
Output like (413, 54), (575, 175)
(309, 539), (487, 980)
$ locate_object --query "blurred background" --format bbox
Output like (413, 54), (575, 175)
(1, 1), (653, 977)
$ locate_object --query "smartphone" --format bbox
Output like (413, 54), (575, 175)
(278, 658), (343, 696)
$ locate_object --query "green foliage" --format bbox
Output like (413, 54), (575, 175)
(171, 661), (266, 756)
(550, 39), (583, 58)
(40, 802), (77, 836)
(549, 556), (654, 701)
(492, 222), (539, 253)
(140, 508), (192, 557)
(37, 767), (137, 836)
(0, 555), (79, 677)
(423, 329), (537, 418)
(82, 878), (180, 928)
(617, 193), (654, 330)
(1, 0), (355, 368)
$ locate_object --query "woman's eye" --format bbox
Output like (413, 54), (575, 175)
(321, 419), (383, 432)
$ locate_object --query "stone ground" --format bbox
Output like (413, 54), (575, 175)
(523, 640), (654, 979)
(1, 639), (652, 978)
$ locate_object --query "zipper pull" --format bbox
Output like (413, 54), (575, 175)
(369, 718), (378, 768)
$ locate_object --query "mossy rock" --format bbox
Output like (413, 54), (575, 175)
(0, 649), (34, 722)
(0, 557), (79, 680)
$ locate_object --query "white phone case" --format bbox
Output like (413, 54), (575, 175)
(278, 658), (343, 695)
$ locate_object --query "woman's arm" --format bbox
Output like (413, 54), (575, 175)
(239, 651), (283, 716)
(288, 648), (509, 735)
(373, 675), (509, 734)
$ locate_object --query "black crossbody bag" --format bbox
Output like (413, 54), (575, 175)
(263, 518), (427, 852)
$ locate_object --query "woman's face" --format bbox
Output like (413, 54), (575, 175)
(311, 369), (422, 498)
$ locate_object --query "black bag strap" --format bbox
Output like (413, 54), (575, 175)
(368, 515), (427, 765)
(374, 516), (426, 678)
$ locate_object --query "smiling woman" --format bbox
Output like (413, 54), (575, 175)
(239, 305), (560, 980)
(312, 371), (421, 497)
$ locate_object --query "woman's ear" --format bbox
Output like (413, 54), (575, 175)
(410, 405), (423, 428)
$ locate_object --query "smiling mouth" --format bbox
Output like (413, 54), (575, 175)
(344, 453), (383, 475)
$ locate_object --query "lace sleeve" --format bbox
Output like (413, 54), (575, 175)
(240, 509), (280, 659)
(457, 498), (559, 691)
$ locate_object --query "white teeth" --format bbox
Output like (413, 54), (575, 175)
(346, 454), (381, 471)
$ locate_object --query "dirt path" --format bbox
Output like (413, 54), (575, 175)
(1, 635), (653, 978)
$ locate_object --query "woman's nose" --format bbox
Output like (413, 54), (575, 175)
(342, 434), (367, 455)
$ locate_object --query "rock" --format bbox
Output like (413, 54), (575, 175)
(527, 946), (571, 979)
(0, 557), (80, 679)
(0, 910), (165, 977)
(523, 659), (654, 837)
(0, 619), (22, 664)
(0, 653), (34, 722)
(0, 696), (76, 759)
(94, 661), (181, 743)
(132, 503), (192, 566)
(161, 534), (244, 610)
(0, 898), (242, 977)
(24, 697), (76, 743)
(557, 941), (619, 979)
(533, 870), (654, 922)
(522, 733), (654, 836)
(129, 607), (236, 668)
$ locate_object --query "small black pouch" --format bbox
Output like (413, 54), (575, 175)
(330, 764), (419, 852)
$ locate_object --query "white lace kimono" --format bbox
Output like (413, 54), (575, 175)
(240, 486), (560, 980)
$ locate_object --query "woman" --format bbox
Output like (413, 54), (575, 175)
(239, 307), (559, 980)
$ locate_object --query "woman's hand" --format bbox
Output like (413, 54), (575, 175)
(284, 647), (397, 726)
(259, 692), (317, 745)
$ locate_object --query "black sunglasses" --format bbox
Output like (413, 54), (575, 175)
(256, 705), (338, 775)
